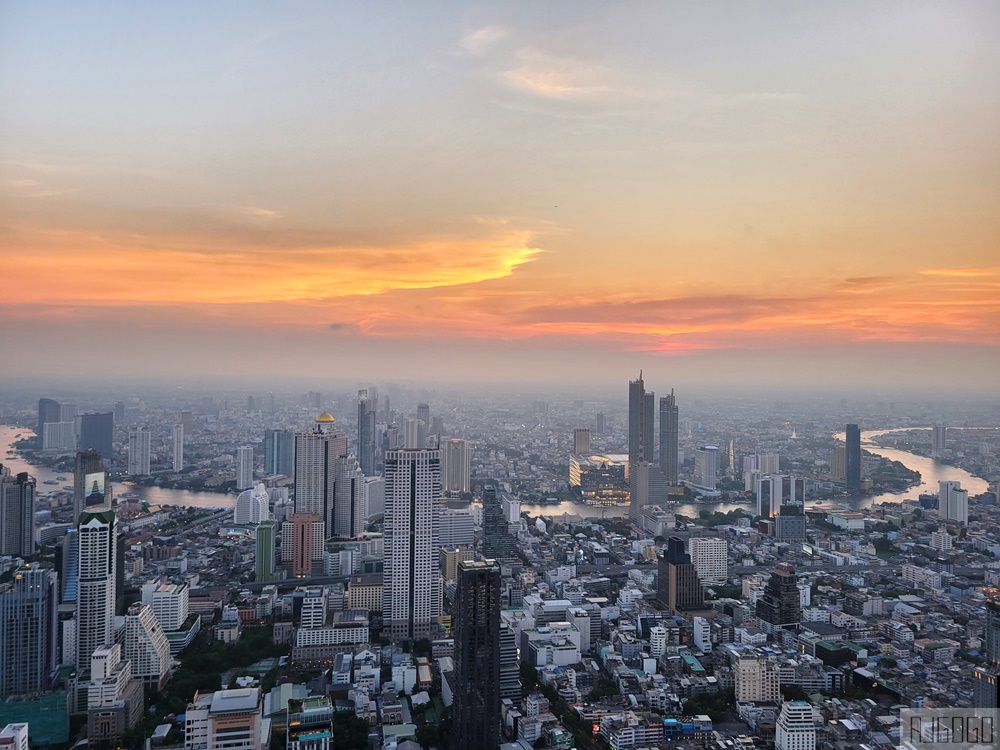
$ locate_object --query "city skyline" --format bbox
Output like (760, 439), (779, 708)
(1, 2), (998, 391)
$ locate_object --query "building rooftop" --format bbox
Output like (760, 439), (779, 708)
(210, 688), (260, 714)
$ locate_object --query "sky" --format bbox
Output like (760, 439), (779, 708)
(1, 1), (998, 393)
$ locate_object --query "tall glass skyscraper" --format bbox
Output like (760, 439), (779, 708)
(845, 423), (862, 490)
(263, 429), (294, 477)
(659, 389), (679, 485)
(0, 564), (58, 698)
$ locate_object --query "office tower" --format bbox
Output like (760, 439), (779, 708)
(441, 438), (471, 495)
(172, 424), (184, 472)
(416, 403), (431, 431)
(775, 702), (816, 750)
(86, 643), (144, 744)
(431, 416), (445, 442)
(246, 395), (256, 413)
(757, 475), (779, 518)
(628, 372), (655, 467)
(255, 521), (277, 582)
(451, 560), (501, 750)
(775, 506), (807, 541)
(0, 468), (35, 557)
(974, 597), (1000, 708)
(79, 413), (113, 460)
(482, 485), (517, 560)
(42, 421), (76, 451)
(440, 507), (475, 549)
(127, 427), (151, 476)
(845, 424), (862, 490)
(287, 697), (334, 750)
(74, 449), (110, 518)
(693, 446), (719, 491)
(76, 509), (117, 670)
(179, 410), (194, 433)
(294, 413), (347, 536)
(114, 401), (125, 425)
(440, 547), (474, 581)
(594, 412), (605, 435)
(403, 418), (426, 450)
(364, 476), (385, 518)
(756, 563), (801, 633)
(688, 537), (727, 585)
(0, 564), (58, 698)
(656, 537), (704, 614)
(58, 529), (79, 604)
(236, 446), (254, 490)
(758, 453), (780, 475)
(498, 621), (521, 702)
(332, 454), (365, 538)
(357, 390), (376, 476)
(939, 480), (969, 525)
(121, 603), (171, 690)
(289, 514), (321, 578)
(573, 428), (592, 455)
(383, 448), (441, 641)
(37, 398), (61, 442)
(659, 390), (679, 485)
(932, 423), (947, 457)
(234, 484), (270, 525)
(263, 429), (294, 476)
(734, 654), (781, 702)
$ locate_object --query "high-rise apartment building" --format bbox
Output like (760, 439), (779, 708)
(688, 537), (727, 585)
(573, 428), (592, 455)
(451, 560), (501, 749)
(441, 439), (471, 495)
(263, 429), (294, 477)
(482, 484), (517, 560)
(756, 563), (801, 633)
(74, 449), (110, 518)
(693, 446), (719, 491)
(255, 521), (277, 583)
(172, 424), (184, 472)
(498, 622), (521, 702)
(37, 398), (61, 441)
(289, 514), (321, 578)
(932, 423), (947, 457)
(0, 564), (58, 698)
(87, 643), (144, 745)
(76, 509), (117, 671)
(829, 445), (846, 482)
(939, 480), (969, 525)
(357, 390), (377, 476)
(659, 390), (679, 485)
(127, 427), (151, 476)
(42, 421), (76, 451)
(845, 424), (862, 490)
(775, 701), (816, 750)
(121, 602), (171, 690)
(236, 446), (254, 490)
(0, 468), (35, 558)
(628, 372), (656, 520)
(383, 448), (440, 641)
(79, 413), (114, 461)
(656, 537), (704, 614)
(734, 654), (780, 702)
(294, 414), (347, 537)
(141, 582), (189, 632)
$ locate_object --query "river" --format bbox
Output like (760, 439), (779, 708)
(1, 424), (235, 509)
(2, 424), (990, 518)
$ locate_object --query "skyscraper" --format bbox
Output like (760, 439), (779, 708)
(573, 428), (592, 455)
(0, 468), (35, 558)
(234, 484), (270, 525)
(76, 509), (117, 671)
(289, 514), (320, 578)
(294, 413), (347, 537)
(659, 390), (679, 485)
(594, 412), (605, 435)
(235, 446), (254, 490)
(172, 424), (184, 472)
(79, 413), (114, 461)
(416, 403), (431, 431)
(656, 537), (704, 614)
(688, 537), (728, 585)
(179, 410), (193, 433)
(0, 564), (58, 698)
(74, 449), (110, 518)
(939, 480), (968, 525)
(693, 446), (719, 491)
(255, 520), (277, 582)
(451, 559), (501, 750)
(37, 398), (61, 442)
(775, 702), (816, 750)
(441, 438), (471, 495)
(482, 484), (517, 560)
(264, 429), (294, 477)
(628, 372), (655, 520)
(121, 603), (171, 691)
(383, 448), (440, 641)
(114, 401), (126, 425)
(845, 423), (862, 490)
(974, 596), (1000, 708)
(127, 427), (151, 476)
(357, 390), (376, 476)
(931, 423), (947, 457)
(332, 454), (365, 538)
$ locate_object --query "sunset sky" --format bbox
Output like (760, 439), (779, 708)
(2, 2), (998, 392)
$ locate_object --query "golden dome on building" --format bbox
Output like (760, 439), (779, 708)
(315, 411), (335, 423)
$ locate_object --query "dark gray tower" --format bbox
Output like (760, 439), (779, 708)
(357, 390), (376, 476)
(264, 429), (294, 476)
(845, 423), (862, 490)
(659, 389), (679, 485)
(79, 412), (114, 461)
(451, 559), (501, 750)
(482, 485), (517, 560)
(37, 398), (61, 442)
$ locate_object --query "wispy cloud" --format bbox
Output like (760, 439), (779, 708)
(921, 267), (998, 277)
(458, 25), (508, 56)
(502, 49), (615, 100)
